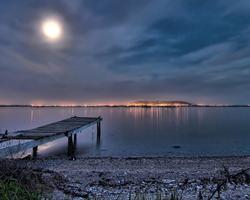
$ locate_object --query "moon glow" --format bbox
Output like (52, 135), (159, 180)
(41, 19), (62, 41)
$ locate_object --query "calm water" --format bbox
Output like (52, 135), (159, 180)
(0, 107), (250, 157)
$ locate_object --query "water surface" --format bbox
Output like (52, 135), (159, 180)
(0, 107), (250, 157)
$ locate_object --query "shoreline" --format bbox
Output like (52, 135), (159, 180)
(36, 154), (250, 159)
(17, 156), (250, 199)
(1, 105), (250, 108)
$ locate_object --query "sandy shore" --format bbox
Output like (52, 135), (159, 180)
(20, 156), (250, 199)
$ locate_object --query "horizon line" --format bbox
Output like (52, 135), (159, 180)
(0, 104), (249, 107)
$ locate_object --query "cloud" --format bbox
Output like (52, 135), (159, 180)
(0, 0), (250, 104)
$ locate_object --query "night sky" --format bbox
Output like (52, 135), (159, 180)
(0, 0), (250, 105)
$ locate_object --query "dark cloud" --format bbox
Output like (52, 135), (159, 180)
(0, 0), (250, 104)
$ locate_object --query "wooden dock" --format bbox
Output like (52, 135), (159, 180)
(0, 116), (102, 159)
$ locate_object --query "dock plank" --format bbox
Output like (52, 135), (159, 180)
(3, 116), (101, 139)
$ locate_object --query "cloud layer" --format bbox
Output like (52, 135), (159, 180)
(0, 0), (250, 104)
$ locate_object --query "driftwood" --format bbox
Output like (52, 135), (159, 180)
(207, 166), (250, 200)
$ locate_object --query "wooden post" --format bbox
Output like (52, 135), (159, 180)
(96, 120), (101, 146)
(32, 146), (38, 158)
(74, 134), (77, 151)
(67, 135), (75, 159)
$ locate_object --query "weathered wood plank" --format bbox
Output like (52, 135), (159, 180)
(11, 116), (100, 138)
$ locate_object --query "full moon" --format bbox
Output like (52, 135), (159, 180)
(42, 19), (62, 41)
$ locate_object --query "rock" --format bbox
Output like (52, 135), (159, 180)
(162, 179), (175, 184)
(172, 146), (181, 149)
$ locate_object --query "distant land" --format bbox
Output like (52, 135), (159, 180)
(0, 101), (249, 107)
(127, 101), (191, 107)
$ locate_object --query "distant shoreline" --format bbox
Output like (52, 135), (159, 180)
(0, 105), (249, 108)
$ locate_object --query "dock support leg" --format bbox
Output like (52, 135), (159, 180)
(68, 135), (75, 160)
(96, 121), (101, 146)
(32, 146), (38, 158)
(74, 134), (77, 151)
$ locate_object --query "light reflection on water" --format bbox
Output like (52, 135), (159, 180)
(0, 107), (250, 157)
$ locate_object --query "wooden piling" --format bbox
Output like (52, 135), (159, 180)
(67, 135), (75, 159)
(32, 146), (38, 158)
(74, 134), (77, 150)
(96, 120), (101, 146)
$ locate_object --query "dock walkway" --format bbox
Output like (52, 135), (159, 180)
(0, 116), (102, 158)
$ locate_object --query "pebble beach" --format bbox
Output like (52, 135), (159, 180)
(19, 156), (250, 199)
